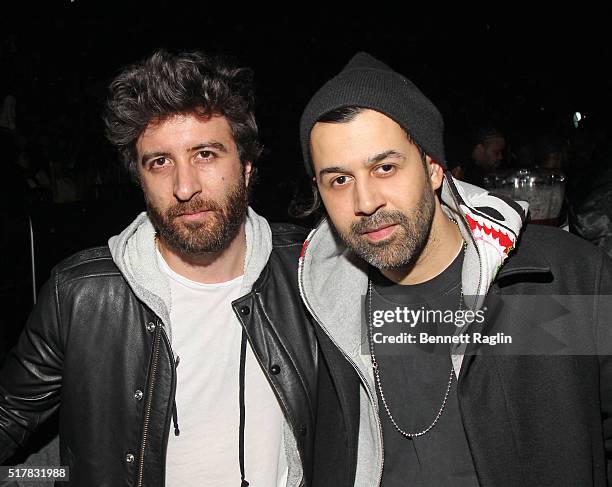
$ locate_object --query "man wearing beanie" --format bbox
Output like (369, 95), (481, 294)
(298, 52), (612, 486)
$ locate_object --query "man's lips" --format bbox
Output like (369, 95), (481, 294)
(176, 210), (213, 222)
(362, 224), (397, 241)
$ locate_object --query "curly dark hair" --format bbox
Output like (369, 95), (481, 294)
(104, 49), (262, 182)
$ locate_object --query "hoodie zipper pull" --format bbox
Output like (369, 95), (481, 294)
(172, 355), (180, 436)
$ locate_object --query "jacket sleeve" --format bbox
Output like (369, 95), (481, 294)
(0, 273), (64, 461)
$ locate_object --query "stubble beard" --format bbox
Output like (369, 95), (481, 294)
(146, 175), (249, 257)
(337, 184), (436, 270)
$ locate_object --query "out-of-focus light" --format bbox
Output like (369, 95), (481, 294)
(573, 111), (583, 128)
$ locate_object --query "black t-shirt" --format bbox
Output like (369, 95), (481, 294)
(369, 250), (480, 486)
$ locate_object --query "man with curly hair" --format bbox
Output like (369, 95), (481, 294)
(0, 50), (341, 487)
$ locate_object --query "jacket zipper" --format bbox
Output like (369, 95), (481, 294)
(233, 304), (305, 487)
(297, 245), (385, 487)
(137, 322), (162, 487)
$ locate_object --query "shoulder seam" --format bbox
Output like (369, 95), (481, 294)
(58, 254), (114, 273)
(58, 272), (123, 288)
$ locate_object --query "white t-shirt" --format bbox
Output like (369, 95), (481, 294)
(159, 251), (288, 486)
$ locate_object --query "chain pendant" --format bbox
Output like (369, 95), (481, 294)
(366, 234), (466, 438)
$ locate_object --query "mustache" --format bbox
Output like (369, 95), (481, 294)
(351, 210), (407, 234)
(166, 196), (221, 219)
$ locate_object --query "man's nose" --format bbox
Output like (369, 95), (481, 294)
(173, 162), (202, 201)
(354, 179), (384, 216)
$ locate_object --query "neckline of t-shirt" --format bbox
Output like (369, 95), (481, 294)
(156, 248), (244, 290)
(371, 249), (464, 304)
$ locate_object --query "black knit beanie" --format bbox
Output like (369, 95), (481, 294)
(300, 52), (446, 177)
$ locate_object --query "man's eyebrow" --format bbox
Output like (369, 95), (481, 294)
(188, 141), (228, 153)
(140, 142), (228, 166)
(365, 150), (405, 166)
(317, 150), (406, 179)
(318, 166), (348, 178)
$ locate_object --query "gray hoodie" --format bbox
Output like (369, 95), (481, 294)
(15, 207), (306, 486)
(106, 207), (304, 487)
(298, 176), (527, 487)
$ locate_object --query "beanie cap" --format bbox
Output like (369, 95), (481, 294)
(300, 52), (446, 177)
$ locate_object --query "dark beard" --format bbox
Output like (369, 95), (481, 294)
(146, 177), (249, 256)
(338, 183), (435, 270)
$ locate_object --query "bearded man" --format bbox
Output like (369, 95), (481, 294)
(0, 50), (338, 487)
(298, 52), (612, 486)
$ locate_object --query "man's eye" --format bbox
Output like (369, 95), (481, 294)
(332, 175), (350, 186)
(376, 164), (395, 174)
(197, 150), (215, 160)
(150, 157), (169, 168)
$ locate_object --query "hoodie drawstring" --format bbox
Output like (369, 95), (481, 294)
(172, 401), (180, 437)
(170, 336), (248, 485)
(172, 355), (180, 436)
(239, 329), (249, 486)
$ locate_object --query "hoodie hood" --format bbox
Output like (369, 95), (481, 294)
(108, 207), (273, 344)
(440, 175), (527, 308)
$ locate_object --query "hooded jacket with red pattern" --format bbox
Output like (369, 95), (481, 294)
(298, 175), (612, 486)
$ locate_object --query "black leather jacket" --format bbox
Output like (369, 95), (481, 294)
(0, 224), (321, 486)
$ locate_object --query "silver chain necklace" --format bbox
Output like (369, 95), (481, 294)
(366, 236), (466, 439)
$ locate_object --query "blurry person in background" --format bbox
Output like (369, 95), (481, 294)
(462, 123), (506, 187)
(569, 124), (612, 256)
(534, 133), (567, 170)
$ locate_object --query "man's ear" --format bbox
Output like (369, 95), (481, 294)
(426, 155), (444, 191)
(244, 161), (253, 186)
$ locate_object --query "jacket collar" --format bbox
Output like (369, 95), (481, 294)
(107, 207), (273, 344)
(495, 229), (552, 279)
